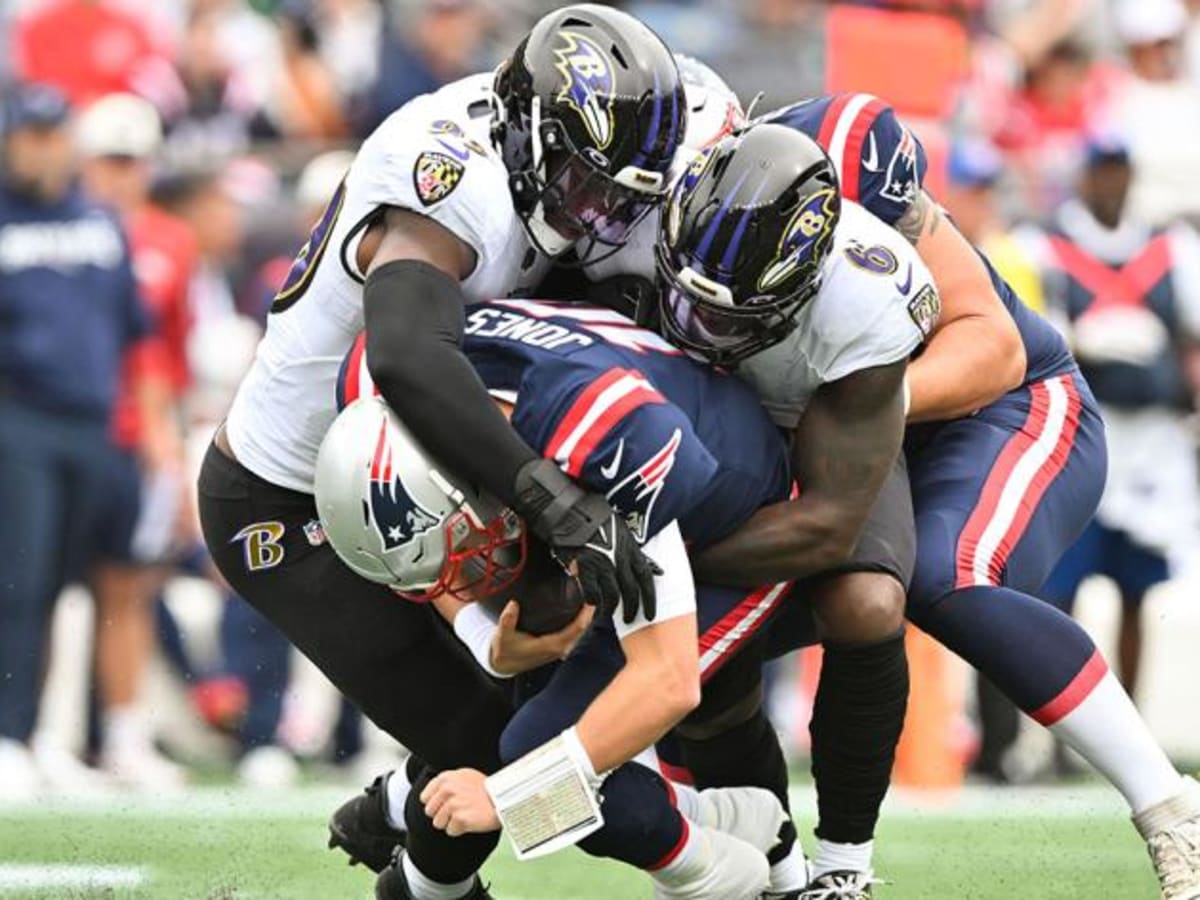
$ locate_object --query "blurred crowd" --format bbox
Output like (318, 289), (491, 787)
(1, 0), (1199, 799)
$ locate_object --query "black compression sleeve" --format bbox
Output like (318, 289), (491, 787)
(363, 259), (537, 505)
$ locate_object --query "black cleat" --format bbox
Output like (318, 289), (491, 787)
(375, 849), (494, 900)
(328, 773), (407, 873)
(785, 870), (879, 899)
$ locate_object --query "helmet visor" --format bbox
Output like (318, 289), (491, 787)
(542, 151), (658, 250)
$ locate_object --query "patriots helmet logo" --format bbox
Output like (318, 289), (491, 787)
(879, 126), (919, 205)
(553, 30), (616, 150)
(757, 187), (838, 293)
(368, 419), (439, 551)
(605, 429), (682, 543)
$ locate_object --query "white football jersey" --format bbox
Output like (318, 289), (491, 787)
(226, 74), (551, 493)
(737, 202), (935, 427)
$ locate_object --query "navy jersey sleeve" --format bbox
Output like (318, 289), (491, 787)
(766, 94), (929, 227)
(514, 365), (720, 546)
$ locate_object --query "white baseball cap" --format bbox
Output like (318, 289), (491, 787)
(296, 150), (354, 210)
(1114, 0), (1188, 46)
(76, 93), (163, 159)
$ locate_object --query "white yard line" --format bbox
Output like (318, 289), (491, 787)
(0, 864), (146, 890)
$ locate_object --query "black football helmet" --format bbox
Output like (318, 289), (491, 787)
(492, 4), (686, 262)
(655, 123), (841, 366)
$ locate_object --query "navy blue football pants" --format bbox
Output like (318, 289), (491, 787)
(0, 399), (111, 742)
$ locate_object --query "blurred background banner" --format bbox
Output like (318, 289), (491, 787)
(0, 0), (1197, 816)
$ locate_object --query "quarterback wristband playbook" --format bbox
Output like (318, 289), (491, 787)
(484, 726), (605, 860)
(363, 260), (537, 505)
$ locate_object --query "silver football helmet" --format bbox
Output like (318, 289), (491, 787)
(314, 396), (525, 602)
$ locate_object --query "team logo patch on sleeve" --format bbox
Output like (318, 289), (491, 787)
(553, 30), (616, 149)
(908, 283), (940, 338)
(413, 151), (465, 207)
(604, 429), (682, 543)
(880, 126), (919, 206)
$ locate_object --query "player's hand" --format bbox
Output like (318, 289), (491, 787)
(513, 458), (662, 625)
(489, 600), (593, 676)
(420, 769), (499, 836)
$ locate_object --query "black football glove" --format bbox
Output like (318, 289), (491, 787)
(513, 458), (661, 624)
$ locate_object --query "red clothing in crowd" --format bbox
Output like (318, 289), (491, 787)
(12, 0), (175, 107)
(111, 205), (197, 449)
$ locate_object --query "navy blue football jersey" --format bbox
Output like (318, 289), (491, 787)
(761, 92), (1074, 385)
(338, 300), (792, 550)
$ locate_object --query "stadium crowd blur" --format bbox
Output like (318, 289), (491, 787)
(2, 0), (1199, 798)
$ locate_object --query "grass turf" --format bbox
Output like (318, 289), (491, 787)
(0, 786), (1159, 899)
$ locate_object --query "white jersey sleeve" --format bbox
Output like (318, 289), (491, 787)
(225, 74), (547, 494)
(614, 521), (696, 640)
(736, 202), (936, 428)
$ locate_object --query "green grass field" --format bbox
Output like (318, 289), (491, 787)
(0, 784), (1160, 899)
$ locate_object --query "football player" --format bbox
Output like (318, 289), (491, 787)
(755, 95), (1200, 898)
(197, 7), (686, 899)
(322, 294), (815, 898)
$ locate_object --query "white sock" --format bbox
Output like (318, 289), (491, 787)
(384, 767), (412, 831)
(401, 852), (474, 900)
(1048, 670), (1183, 814)
(650, 818), (707, 883)
(769, 842), (810, 892)
(811, 838), (872, 877)
(670, 781), (703, 822)
(103, 705), (148, 755)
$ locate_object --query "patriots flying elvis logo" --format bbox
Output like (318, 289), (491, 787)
(553, 30), (616, 150)
(368, 419), (439, 551)
(757, 188), (838, 293)
(605, 429), (682, 544)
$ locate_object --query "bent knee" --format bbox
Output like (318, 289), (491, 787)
(812, 571), (906, 642)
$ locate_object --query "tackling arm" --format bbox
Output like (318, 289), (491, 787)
(361, 207), (539, 507)
(897, 191), (1026, 422)
(692, 360), (907, 586)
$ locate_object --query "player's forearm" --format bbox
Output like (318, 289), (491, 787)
(906, 315), (1025, 423)
(364, 260), (538, 506)
(574, 615), (699, 774)
(691, 497), (855, 587)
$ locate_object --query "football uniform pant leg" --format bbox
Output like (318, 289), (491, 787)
(499, 624), (688, 870)
(197, 442), (509, 879)
(0, 400), (111, 742)
(769, 461), (914, 848)
(673, 581), (797, 861)
(905, 371), (1109, 717)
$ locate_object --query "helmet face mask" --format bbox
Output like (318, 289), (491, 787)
(315, 397), (527, 605)
(654, 125), (841, 366)
(492, 5), (686, 263)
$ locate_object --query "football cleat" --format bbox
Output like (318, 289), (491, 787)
(328, 773), (407, 872)
(375, 849), (494, 900)
(692, 786), (789, 856)
(653, 825), (770, 900)
(788, 870), (881, 899)
(1134, 776), (1200, 900)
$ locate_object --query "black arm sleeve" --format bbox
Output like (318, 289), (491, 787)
(363, 259), (537, 506)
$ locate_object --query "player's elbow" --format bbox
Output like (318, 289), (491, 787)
(994, 321), (1027, 394)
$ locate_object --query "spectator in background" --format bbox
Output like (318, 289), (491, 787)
(365, 0), (490, 135)
(0, 83), (150, 799)
(1110, 0), (1200, 227)
(272, 2), (347, 140)
(943, 136), (1045, 314)
(1022, 137), (1200, 698)
(10, 0), (180, 110)
(78, 93), (196, 791)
